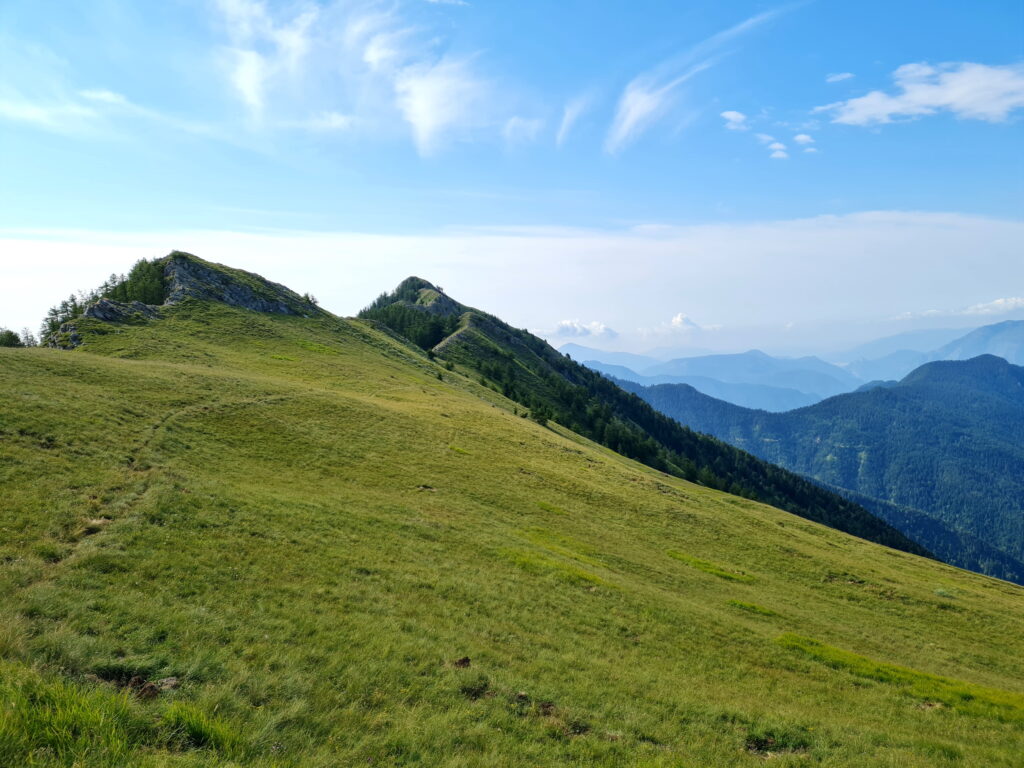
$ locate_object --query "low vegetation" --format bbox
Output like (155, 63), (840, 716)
(1, 265), (1022, 766)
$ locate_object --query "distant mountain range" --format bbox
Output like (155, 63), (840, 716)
(565, 320), (1024, 411)
(615, 355), (1024, 584)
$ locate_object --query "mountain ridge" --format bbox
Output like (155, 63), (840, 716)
(2, 254), (1023, 766)
(360, 277), (927, 555)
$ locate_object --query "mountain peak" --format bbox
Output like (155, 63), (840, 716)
(162, 252), (323, 317)
(45, 251), (324, 348)
(367, 276), (466, 320)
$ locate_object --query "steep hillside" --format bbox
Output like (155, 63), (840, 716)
(623, 357), (1024, 584)
(361, 278), (924, 554)
(1, 256), (1022, 767)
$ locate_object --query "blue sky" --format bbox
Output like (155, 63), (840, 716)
(2, 0), (1023, 352)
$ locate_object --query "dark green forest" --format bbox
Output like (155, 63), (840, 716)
(360, 280), (927, 556)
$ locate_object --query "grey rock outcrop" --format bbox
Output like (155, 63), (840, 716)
(84, 298), (161, 323)
(47, 323), (82, 350)
(163, 252), (321, 317)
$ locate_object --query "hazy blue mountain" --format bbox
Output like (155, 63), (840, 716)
(834, 327), (969, 361)
(643, 344), (715, 360)
(846, 349), (930, 382)
(618, 355), (1024, 584)
(933, 319), (1024, 364)
(585, 361), (818, 411)
(557, 343), (662, 371)
(643, 349), (860, 399)
(838, 320), (1024, 382)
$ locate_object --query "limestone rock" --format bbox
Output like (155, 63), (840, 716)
(163, 252), (321, 317)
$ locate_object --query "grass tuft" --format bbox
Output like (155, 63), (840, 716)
(666, 551), (755, 582)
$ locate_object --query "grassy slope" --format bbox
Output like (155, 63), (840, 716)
(1, 299), (1022, 767)
(362, 287), (925, 556)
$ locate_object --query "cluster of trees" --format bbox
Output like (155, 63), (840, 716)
(362, 285), (926, 556)
(0, 328), (37, 347)
(362, 302), (460, 350)
(39, 258), (167, 341)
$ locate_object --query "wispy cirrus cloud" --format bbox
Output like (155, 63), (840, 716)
(213, 0), (318, 116)
(395, 57), (492, 154)
(0, 38), (219, 140)
(605, 61), (711, 153)
(815, 61), (1024, 125)
(605, 8), (784, 153)
(228, 1), (500, 155)
(503, 115), (544, 145)
(557, 93), (593, 146)
(825, 72), (854, 83)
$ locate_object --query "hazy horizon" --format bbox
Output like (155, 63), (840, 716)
(3, 0), (1023, 355)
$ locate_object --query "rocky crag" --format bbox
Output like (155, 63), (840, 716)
(50, 252), (323, 348)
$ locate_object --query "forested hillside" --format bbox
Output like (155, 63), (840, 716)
(622, 356), (1024, 583)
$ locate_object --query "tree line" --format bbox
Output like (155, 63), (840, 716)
(34, 258), (168, 343)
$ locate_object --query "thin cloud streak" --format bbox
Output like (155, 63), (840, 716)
(605, 8), (785, 153)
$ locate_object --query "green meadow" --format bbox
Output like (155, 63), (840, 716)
(1, 299), (1022, 766)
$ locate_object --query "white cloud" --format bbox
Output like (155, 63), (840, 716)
(228, 49), (268, 111)
(553, 319), (617, 339)
(815, 61), (1024, 125)
(605, 9), (783, 153)
(605, 62), (710, 153)
(79, 89), (128, 105)
(720, 110), (747, 130)
(291, 111), (355, 131)
(395, 57), (489, 155)
(362, 28), (418, 72)
(557, 93), (591, 146)
(826, 72), (854, 83)
(754, 133), (774, 144)
(425, 0), (469, 5)
(670, 313), (701, 331)
(0, 98), (96, 131)
(768, 141), (786, 150)
(962, 297), (1024, 315)
(213, 0), (318, 115)
(793, 133), (814, 144)
(803, 147), (818, 153)
(503, 115), (543, 144)
(769, 149), (788, 159)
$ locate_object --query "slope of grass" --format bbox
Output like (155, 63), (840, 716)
(1, 298), (1022, 766)
(359, 282), (927, 556)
